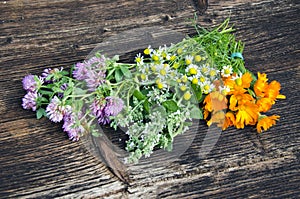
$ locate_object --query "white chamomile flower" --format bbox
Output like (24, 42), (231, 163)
(144, 45), (153, 55)
(185, 55), (194, 65)
(200, 64), (210, 75)
(221, 65), (233, 77)
(151, 50), (162, 63)
(219, 85), (230, 95)
(188, 73), (200, 85)
(156, 64), (170, 80)
(209, 68), (219, 78)
(201, 81), (215, 94)
(135, 53), (144, 65)
(185, 64), (199, 75)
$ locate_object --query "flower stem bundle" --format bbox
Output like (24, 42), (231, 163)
(21, 19), (285, 163)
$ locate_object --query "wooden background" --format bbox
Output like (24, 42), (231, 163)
(0, 0), (299, 198)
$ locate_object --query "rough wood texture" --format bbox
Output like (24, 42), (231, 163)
(0, 0), (299, 198)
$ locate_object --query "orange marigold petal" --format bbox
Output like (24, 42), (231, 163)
(256, 115), (280, 133)
(256, 97), (273, 112)
(241, 72), (252, 88)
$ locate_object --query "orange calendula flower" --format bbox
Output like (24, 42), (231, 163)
(235, 102), (259, 129)
(256, 115), (280, 133)
(207, 111), (225, 127)
(222, 111), (236, 130)
(229, 93), (254, 111)
(254, 72), (268, 98)
(256, 97), (273, 112)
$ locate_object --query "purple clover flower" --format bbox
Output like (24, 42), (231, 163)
(58, 83), (68, 98)
(46, 96), (70, 123)
(22, 91), (39, 111)
(90, 97), (124, 125)
(22, 75), (43, 92)
(104, 96), (124, 116)
(73, 56), (107, 91)
(73, 62), (88, 80)
(90, 98), (110, 125)
(63, 111), (84, 141)
(85, 70), (106, 91)
(41, 67), (63, 83)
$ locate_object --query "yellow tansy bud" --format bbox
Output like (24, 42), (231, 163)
(183, 91), (191, 100)
(186, 59), (192, 65)
(181, 75), (188, 83)
(180, 85), (187, 91)
(177, 48), (183, 55)
(140, 74), (146, 80)
(194, 55), (202, 62)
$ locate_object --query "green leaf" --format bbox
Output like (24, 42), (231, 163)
(36, 108), (46, 119)
(120, 66), (132, 78)
(162, 100), (178, 112)
(39, 90), (53, 96)
(114, 68), (123, 82)
(190, 106), (203, 119)
(133, 89), (146, 100)
(73, 87), (86, 95)
(191, 84), (202, 102)
(143, 100), (150, 113)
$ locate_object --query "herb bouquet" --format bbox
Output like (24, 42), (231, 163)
(22, 19), (285, 163)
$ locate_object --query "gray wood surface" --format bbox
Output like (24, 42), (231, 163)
(0, 0), (299, 198)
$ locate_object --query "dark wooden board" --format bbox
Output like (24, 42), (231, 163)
(0, 0), (299, 198)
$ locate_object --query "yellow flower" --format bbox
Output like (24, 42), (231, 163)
(256, 115), (280, 133)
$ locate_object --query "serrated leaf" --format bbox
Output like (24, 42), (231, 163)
(162, 100), (178, 112)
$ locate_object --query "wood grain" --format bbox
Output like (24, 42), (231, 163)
(0, 0), (299, 198)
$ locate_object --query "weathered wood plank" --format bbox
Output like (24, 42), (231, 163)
(0, 0), (299, 198)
